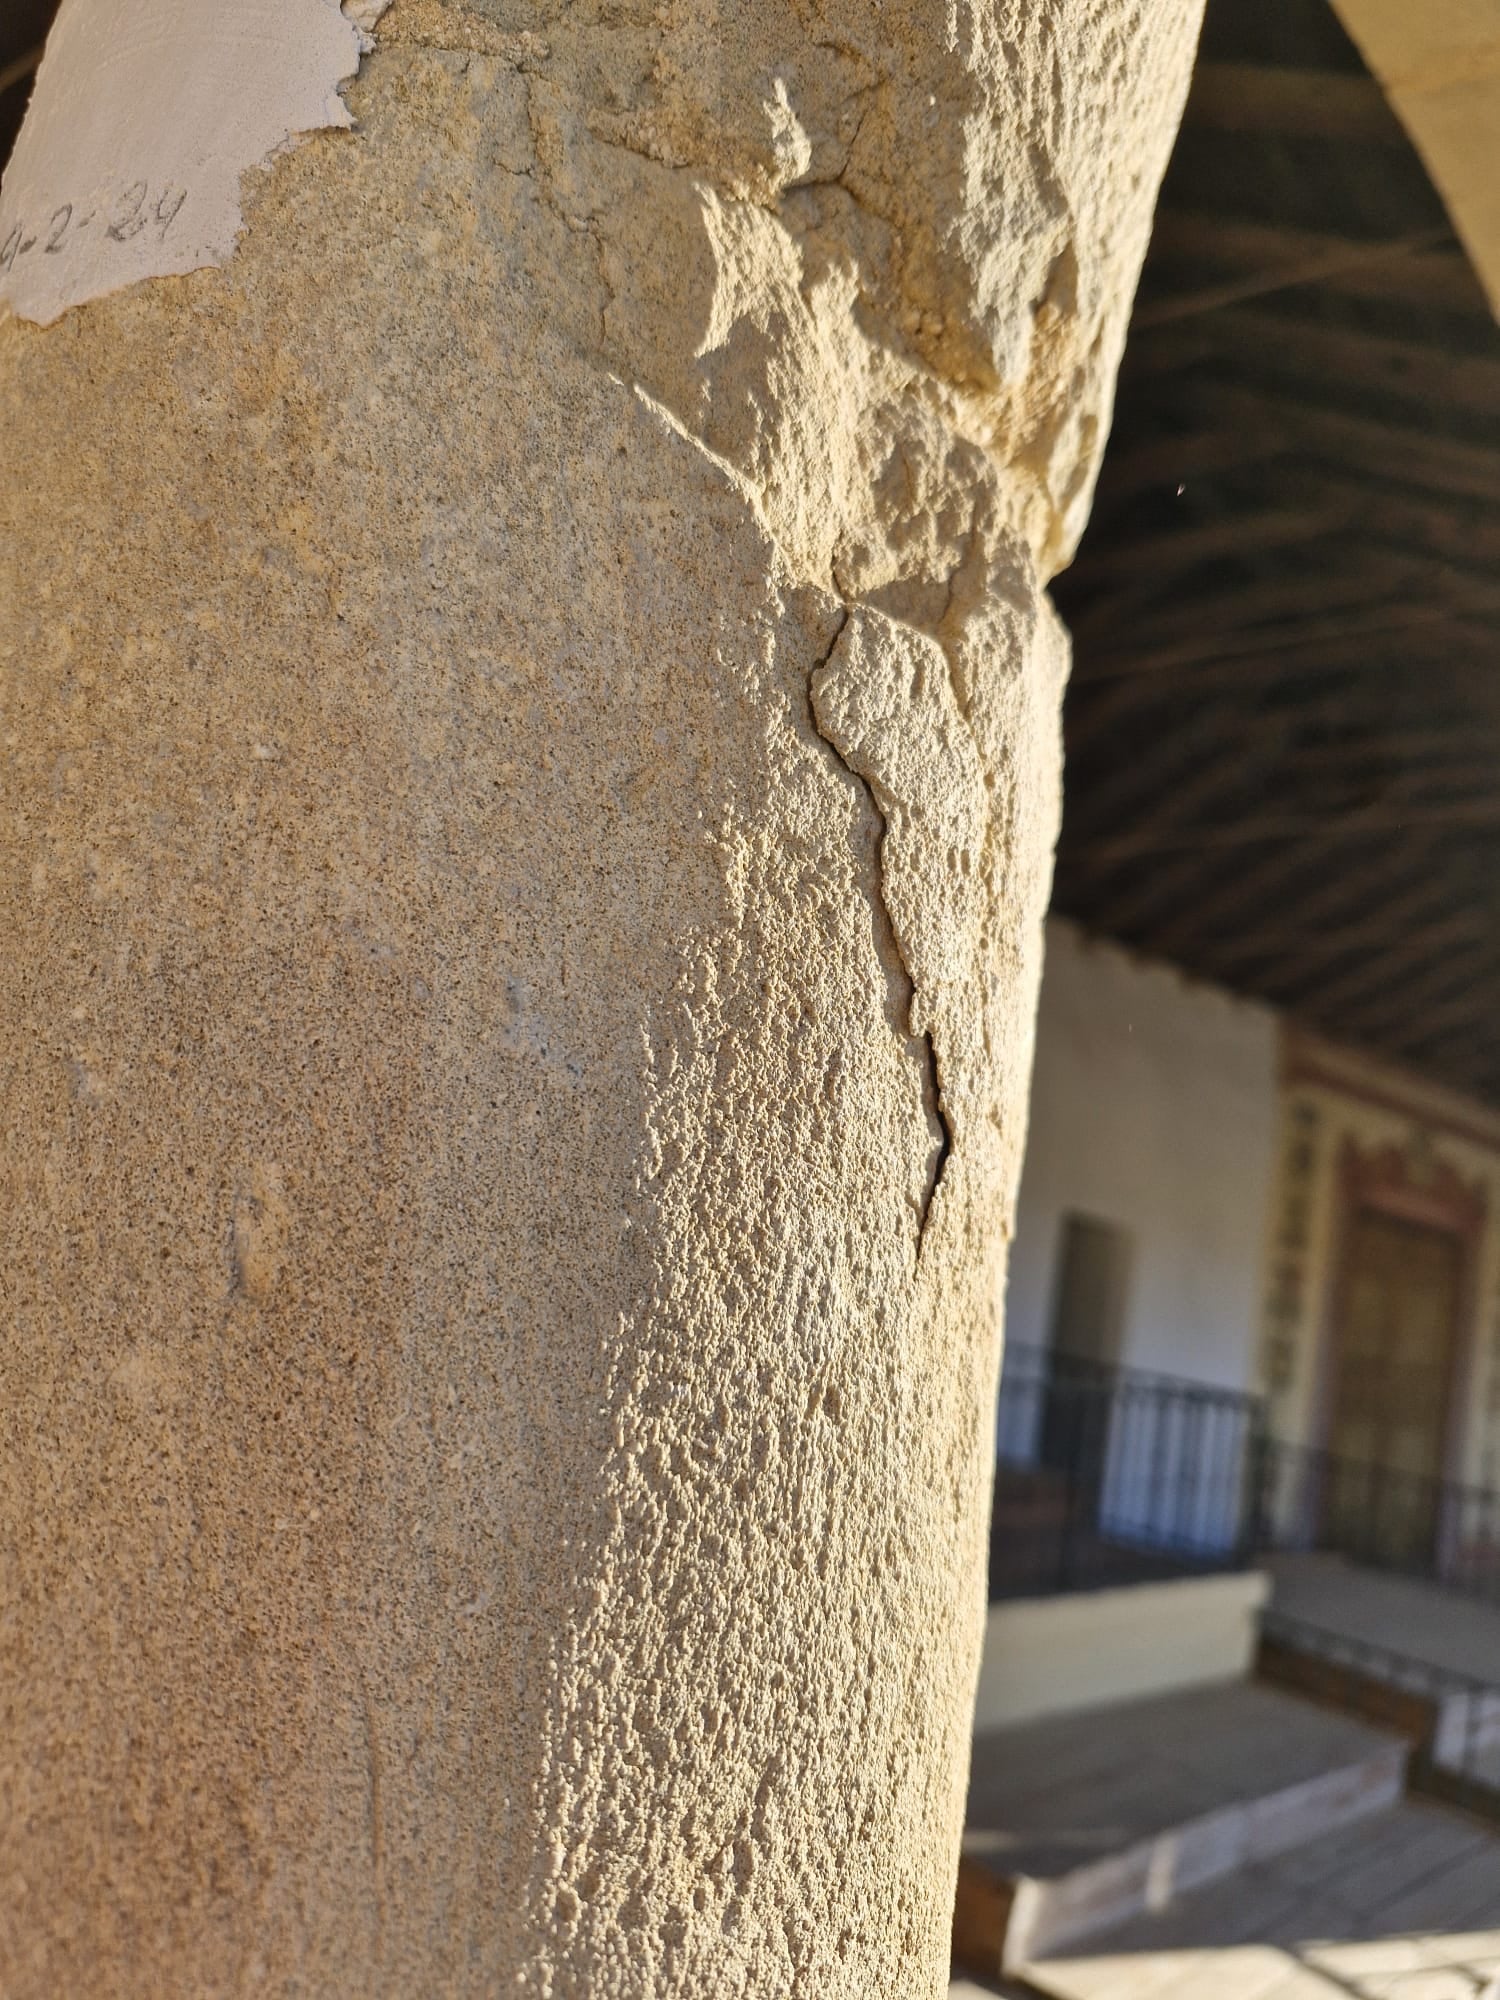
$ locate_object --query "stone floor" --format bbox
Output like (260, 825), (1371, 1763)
(953, 1560), (1500, 1997)
(1010, 1797), (1500, 2000)
(1269, 1553), (1500, 1784)
(964, 1678), (1400, 1881)
(1268, 1553), (1500, 1686)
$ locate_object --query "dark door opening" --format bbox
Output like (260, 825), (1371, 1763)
(1040, 1212), (1131, 1476)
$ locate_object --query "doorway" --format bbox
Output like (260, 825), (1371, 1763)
(1048, 1212), (1131, 1373)
(1039, 1213), (1131, 1477)
(1323, 1208), (1463, 1568)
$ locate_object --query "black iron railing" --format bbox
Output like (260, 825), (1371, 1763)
(991, 1342), (1500, 1617)
(1255, 1441), (1500, 1605)
(988, 1342), (1265, 1599)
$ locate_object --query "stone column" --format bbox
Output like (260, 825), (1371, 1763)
(0, 1), (1201, 1992)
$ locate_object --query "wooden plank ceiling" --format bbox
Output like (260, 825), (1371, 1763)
(1052, 0), (1500, 1106)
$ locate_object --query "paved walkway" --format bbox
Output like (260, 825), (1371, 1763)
(1015, 1797), (1500, 2000)
(965, 1678), (1397, 1880)
(1269, 1553), (1500, 1687)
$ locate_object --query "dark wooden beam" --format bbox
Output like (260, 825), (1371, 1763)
(0, 44), (42, 95)
(1045, 16), (1500, 1109)
(1143, 214), (1473, 306)
(1218, 900), (1484, 987)
(1398, 991), (1500, 1068)
(1279, 918), (1484, 1027)
(1058, 829), (1297, 944)
(1064, 700), (1276, 848)
(1070, 599), (1465, 692)
(1083, 475), (1500, 613)
(1068, 504), (1344, 591)
(1336, 947), (1500, 1047)
(1116, 826), (1446, 972)
(1087, 793), (1500, 865)
(1180, 62), (1404, 145)
(1127, 309), (1500, 425)
(1273, 724), (1500, 783)
(1079, 421), (1282, 509)
(1281, 471), (1500, 576)
(1063, 620), (1496, 761)
(1412, 1027), (1500, 1083)
(1110, 382), (1500, 514)
(1134, 224), (1454, 328)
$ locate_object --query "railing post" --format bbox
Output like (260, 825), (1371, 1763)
(1242, 1408), (1272, 1565)
(1057, 1384), (1077, 1592)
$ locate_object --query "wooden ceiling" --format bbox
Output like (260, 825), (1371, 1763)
(1052, 0), (1500, 1106)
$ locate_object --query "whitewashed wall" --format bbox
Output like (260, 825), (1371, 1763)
(1007, 918), (1280, 1393)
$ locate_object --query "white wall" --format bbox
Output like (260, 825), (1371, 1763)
(1007, 919), (1279, 1393)
(971, 1570), (1271, 1731)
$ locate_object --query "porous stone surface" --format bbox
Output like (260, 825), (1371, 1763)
(0, 1), (1201, 1992)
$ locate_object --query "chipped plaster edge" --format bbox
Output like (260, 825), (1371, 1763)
(0, 0), (392, 326)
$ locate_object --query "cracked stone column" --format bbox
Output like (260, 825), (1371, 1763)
(0, 0), (1201, 1992)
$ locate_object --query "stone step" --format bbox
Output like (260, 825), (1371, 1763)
(1257, 1602), (1500, 1792)
(955, 1679), (1408, 1982)
(1011, 1797), (1500, 2000)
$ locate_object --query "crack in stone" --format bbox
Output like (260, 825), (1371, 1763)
(805, 612), (953, 1256)
(626, 384), (964, 1264)
(918, 1028), (952, 1247)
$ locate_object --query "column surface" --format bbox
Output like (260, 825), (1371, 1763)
(0, 1), (1201, 1991)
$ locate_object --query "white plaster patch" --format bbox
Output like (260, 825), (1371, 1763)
(0, 0), (389, 325)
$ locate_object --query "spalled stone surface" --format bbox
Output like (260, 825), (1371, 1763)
(0, 1), (1201, 1992)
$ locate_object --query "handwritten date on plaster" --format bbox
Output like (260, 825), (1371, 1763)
(0, 0), (385, 325)
(1, 183), (188, 275)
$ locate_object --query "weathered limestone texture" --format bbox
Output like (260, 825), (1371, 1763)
(0, 1), (1201, 1992)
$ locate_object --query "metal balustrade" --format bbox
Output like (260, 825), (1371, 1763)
(987, 1344), (1500, 1816)
(988, 1342), (1265, 1599)
(1255, 1441), (1500, 1604)
(990, 1342), (1500, 1610)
